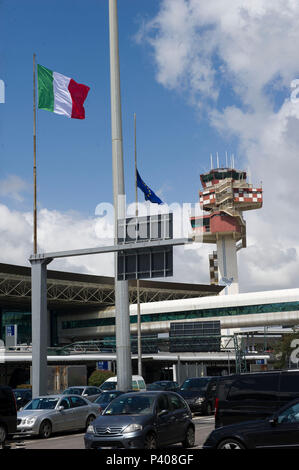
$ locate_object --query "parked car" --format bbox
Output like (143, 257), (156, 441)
(94, 391), (126, 411)
(215, 369), (299, 428)
(17, 394), (101, 438)
(62, 386), (102, 402)
(100, 375), (146, 392)
(0, 385), (17, 445)
(147, 381), (180, 392)
(204, 398), (299, 449)
(84, 391), (195, 449)
(178, 376), (219, 415)
(13, 389), (32, 410)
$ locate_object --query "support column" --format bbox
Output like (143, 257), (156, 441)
(217, 236), (239, 295)
(109, 0), (132, 391)
(30, 258), (52, 398)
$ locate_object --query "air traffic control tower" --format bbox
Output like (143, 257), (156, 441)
(191, 167), (263, 295)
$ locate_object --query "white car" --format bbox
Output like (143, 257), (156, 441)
(17, 394), (102, 438)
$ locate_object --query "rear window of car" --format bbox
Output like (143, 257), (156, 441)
(63, 388), (83, 395)
(228, 374), (279, 401)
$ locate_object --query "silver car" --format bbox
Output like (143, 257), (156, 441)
(62, 386), (102, 402)
(17, 394), (101, 438)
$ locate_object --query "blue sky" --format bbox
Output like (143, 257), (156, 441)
(0, 0), (237, 216)
(1, 0), (299, 292)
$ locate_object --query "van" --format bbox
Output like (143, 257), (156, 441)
(100, 375), (146, 392)
(0, 385), (17, 445)
(215, 370), (299, 428)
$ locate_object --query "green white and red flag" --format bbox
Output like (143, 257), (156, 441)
(37, 64), (90, 119)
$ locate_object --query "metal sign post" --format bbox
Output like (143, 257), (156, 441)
(29, 237), (191, 397)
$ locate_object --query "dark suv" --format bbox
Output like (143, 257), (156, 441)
(178, 376), (219, 415)
(215, 369), (299, 428)
(0, 385), (17, 445)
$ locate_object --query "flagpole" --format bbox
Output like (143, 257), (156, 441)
(134, 113), (142, 377)
(33, 53), (37, 254)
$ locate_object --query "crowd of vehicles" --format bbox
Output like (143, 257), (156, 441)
(1, 369), (299, 449)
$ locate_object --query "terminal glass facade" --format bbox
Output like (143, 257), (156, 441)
(61, 301), (299, 332)
(1, 309), (31, 344)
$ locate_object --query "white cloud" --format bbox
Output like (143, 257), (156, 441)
(138, 0), (299, 292)
(0, 175), (30, 202)
(0, 200), (209, 284)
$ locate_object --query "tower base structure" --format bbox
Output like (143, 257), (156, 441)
(217, 236), (239, 295)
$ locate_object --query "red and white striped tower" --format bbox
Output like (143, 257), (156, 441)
(191, 166), (263, 295)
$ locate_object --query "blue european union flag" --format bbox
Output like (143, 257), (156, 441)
(137, 170), (163, 205)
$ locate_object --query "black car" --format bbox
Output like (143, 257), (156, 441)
(85, 391), (195, 449)
(147, 381), (180, 392)
(204, 398), (299, 449)
(94, 391), (126, 411)
(178, 376), (218, 415)
(13, 388), (32, 410)
(215, 369), (299, 428)
(0, 385), (17, 445)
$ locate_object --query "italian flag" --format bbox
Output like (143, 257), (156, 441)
(37, 64), (90, 119)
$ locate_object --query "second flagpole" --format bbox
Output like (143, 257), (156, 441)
(134, 113), (142, 377)
(33, 53), (37, 254)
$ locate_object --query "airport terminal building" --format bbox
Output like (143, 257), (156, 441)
(1, 262), (299, 387)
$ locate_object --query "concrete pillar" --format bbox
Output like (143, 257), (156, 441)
(30, 258), (52, 398)
(217, 236), (239, 295)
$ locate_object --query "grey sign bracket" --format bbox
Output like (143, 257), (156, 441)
(29, 237), (192, 397)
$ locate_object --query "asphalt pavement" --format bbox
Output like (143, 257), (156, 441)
(5, 415), (214, 450)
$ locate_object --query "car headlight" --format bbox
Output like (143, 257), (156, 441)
(87, 425), (95, 434)
(196, 397), (205, 404)
(123, 423), (143, 434)
(22, 416), (37, 426)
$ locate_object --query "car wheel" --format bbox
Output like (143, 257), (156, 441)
(217, 438), (245, 449)
(39, 420), (52, 439)
(182, 426), (195, 448)
(0, 424), (7, 444)
(85, 414), (96, 430)
(144, 432), (157, 449)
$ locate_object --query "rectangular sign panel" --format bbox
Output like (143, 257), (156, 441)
(117, 246), (173, 280)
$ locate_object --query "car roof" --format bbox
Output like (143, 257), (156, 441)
(31, 394), (88, 399)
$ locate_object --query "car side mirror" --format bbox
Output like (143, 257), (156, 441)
(158, 409), (168, 417)
(58, 406), (65, 411)
(269, 417), (278, 426)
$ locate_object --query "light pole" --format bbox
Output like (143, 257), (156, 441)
(109, 0), (132, 391)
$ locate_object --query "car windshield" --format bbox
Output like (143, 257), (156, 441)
(100, 382), (116, 391)
(147, 382), (165, 390)
(63, 388), (83, 395)
(104, 395), (155, 416)
(14, 390), (27, 399)
(180, 378), (211, 391)
(97, 392), (122, 403)
(25, 398), (59, 410)
(147, 382), (167, 390)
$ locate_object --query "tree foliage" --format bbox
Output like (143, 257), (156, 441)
(88, 369), (115, 387)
